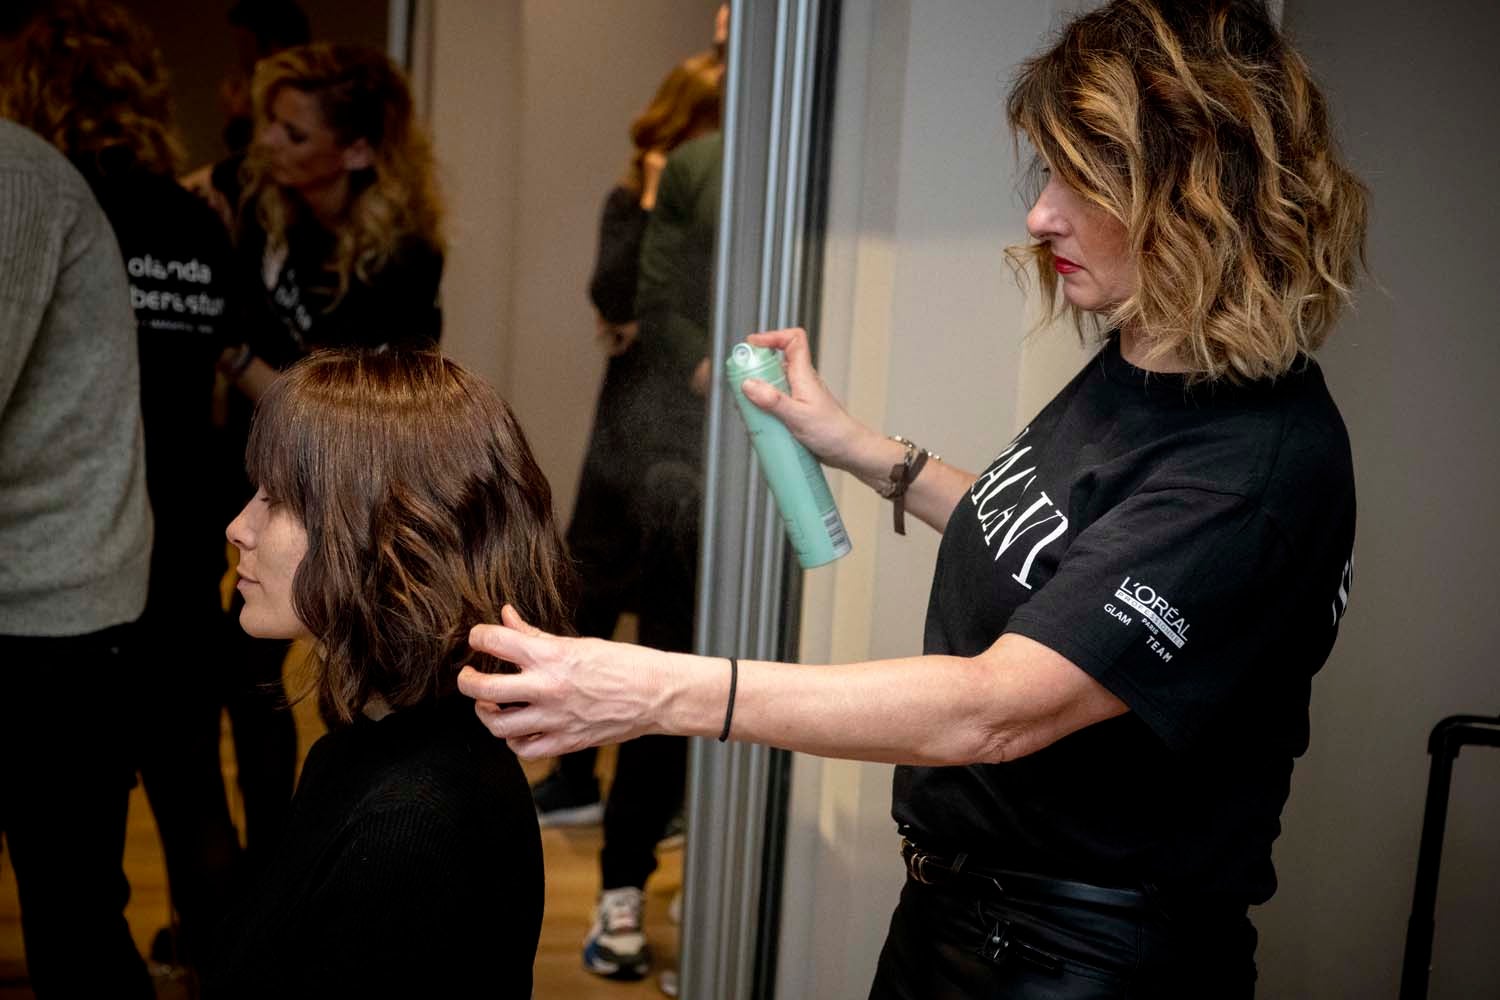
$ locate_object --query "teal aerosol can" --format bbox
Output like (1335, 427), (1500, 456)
(725, 342), (852, 569)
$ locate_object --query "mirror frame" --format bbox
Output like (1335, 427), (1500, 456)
(680, 1), (838, 997)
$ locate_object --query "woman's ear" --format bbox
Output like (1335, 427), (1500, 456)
(342, 137), (375, 172)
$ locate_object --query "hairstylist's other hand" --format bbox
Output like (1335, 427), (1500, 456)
(742, 327), (877, 473)
(459, 605), (667, 759)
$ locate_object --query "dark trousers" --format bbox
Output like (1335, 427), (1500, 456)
(0, 627), (154, 999)
(870, 876), (1258, 1000)
(563, 456), (696, 890)
(132, 580), (245, 961)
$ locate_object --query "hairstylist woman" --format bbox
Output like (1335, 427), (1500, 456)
(461, 1), (1367, 995)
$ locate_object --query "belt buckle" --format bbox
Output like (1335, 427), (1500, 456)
(902, 838), (940, 885)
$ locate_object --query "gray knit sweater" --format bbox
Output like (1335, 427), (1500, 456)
(0, 121), (151, 636)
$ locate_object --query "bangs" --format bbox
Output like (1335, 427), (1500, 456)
(244, 373), (320, 520)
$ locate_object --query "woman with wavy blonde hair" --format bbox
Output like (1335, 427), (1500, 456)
(211, 349), (567, 997)
(1005, 0), (1366, 382)
(461, 1), (1368, 995)
(223, 41), (444, 394)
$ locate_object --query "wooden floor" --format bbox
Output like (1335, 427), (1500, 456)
(0, 642), (681, 999)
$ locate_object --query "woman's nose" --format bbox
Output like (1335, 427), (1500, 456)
(1026, 177), (1066, 241)
(226, 502), (255, 549)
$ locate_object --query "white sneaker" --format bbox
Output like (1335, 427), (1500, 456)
(583, 887), (651, 980)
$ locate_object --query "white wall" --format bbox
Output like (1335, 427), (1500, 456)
(778, 0), (1500, 997)
(426, 0), (719, 521)
(425, 2), (521, 398)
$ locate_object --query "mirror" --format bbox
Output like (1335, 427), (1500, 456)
(0, 1), (736, 997)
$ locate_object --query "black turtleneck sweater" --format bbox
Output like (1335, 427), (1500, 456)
(207, 696), (542, 998)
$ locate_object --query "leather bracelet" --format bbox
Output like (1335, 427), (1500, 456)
(718, 656), (738, 742)
(883, 435), (938, 535)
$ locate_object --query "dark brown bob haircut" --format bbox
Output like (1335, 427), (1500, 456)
(246, 349), (574, 724)
(1008, 0), (1368, 381)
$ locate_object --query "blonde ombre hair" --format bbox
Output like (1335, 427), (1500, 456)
(0, 0), (184, 176)
(243, 43), (443, 305)
(1007, 0), (1368, 381)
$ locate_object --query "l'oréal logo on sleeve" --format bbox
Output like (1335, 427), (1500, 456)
(1113, 576), (1191, 650)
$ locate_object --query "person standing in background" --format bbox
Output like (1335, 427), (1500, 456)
(0, 114), (154, 999)
(586, 109), (726, 989)
(0, 0), (250, 976)
(533, 52), (723, 833)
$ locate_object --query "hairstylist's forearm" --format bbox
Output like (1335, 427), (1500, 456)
(657, 635), (1125, 766)
(655, 650), (1019, 765)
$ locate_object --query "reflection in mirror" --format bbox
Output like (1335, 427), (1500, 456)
(0, 1), (727, 997)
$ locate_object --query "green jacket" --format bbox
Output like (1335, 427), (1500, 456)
(635, 132), (722, 391)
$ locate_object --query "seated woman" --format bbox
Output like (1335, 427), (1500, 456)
(208, 349), (570, 998)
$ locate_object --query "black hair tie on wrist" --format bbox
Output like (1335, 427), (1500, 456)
(718, 656), (738, 743)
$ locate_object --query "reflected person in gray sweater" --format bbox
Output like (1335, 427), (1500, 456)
(0, 118), (153, 997)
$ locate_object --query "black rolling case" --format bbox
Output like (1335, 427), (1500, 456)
(1399, 714), (1500, 1000)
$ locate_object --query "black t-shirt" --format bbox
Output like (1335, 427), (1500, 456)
(218, 210), (443, 515)
(236, 211), (443, 369)
(78, 154), (240, 581)
(895, 334), (1356, 908)
(207, 696), (542, 998)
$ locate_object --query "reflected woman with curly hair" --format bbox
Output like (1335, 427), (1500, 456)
(225, 41), (444, 385)
(210, 350), (568, 998)
(0, 0), (183, 174)
(461, 2), (1369, 996)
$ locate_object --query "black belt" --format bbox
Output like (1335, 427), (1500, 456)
(900, 838), (1151, 912)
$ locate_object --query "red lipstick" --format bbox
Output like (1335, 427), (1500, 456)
(1053, 255), (1082, 274)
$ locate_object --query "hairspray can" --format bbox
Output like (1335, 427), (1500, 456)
(724, 342), (852, 569)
